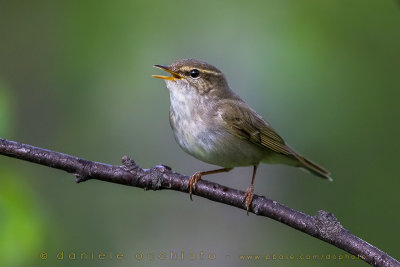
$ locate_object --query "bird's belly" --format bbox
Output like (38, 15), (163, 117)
(172, 123), (265, 168)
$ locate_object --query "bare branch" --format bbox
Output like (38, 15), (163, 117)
(0, 137), (398, 267)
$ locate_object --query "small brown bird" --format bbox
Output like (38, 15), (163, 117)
(153, 59), (331, 212)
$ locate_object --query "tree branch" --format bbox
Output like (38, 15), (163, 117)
(0, 137), (398, 267)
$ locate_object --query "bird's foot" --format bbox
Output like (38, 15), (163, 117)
(243, 185), (254, 215)
(188, 172), (202, 200)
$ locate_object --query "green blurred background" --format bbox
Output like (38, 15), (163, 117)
(0, 0), (399, 266)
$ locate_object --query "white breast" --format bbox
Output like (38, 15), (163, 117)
(166, 80), (265, 168)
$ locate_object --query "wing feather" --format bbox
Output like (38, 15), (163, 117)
(218, 100), (331, 180)
(218, 100), (293, 156)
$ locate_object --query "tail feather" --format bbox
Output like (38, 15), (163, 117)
(296, 155), (332, 181)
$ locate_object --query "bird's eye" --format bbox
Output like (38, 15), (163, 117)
(189, 69), (200, 78)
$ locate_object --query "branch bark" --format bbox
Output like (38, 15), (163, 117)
(0, 137), (398, 267)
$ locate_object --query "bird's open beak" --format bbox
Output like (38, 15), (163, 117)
(152, 65), (183, 81)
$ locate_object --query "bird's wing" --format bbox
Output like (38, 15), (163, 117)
(218, 100), (332, 180)
(218, 100), (293, 156)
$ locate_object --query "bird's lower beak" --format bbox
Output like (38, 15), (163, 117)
(152, 65), (183, 81)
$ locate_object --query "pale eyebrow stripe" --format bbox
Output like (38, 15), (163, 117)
(202, 69), (223, 76)
(180, 66), (222, 76)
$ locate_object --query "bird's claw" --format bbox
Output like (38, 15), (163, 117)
(243, 185), (254, 215)
(188, 172), (202, 200)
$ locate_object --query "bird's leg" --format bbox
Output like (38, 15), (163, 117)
(189, 168), (232, 200)
(243, 165), (259, 215)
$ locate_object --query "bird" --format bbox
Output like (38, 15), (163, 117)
(152, 59), (331, 212)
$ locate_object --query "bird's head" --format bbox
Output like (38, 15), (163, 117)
(153, 59), (230, 96)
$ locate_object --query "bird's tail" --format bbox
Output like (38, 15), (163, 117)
(296, 154), (332, 181)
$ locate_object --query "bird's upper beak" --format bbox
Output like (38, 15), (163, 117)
(152, 65), (183, 81)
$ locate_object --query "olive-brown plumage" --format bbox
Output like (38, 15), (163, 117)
(153, 59), (331, 212)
